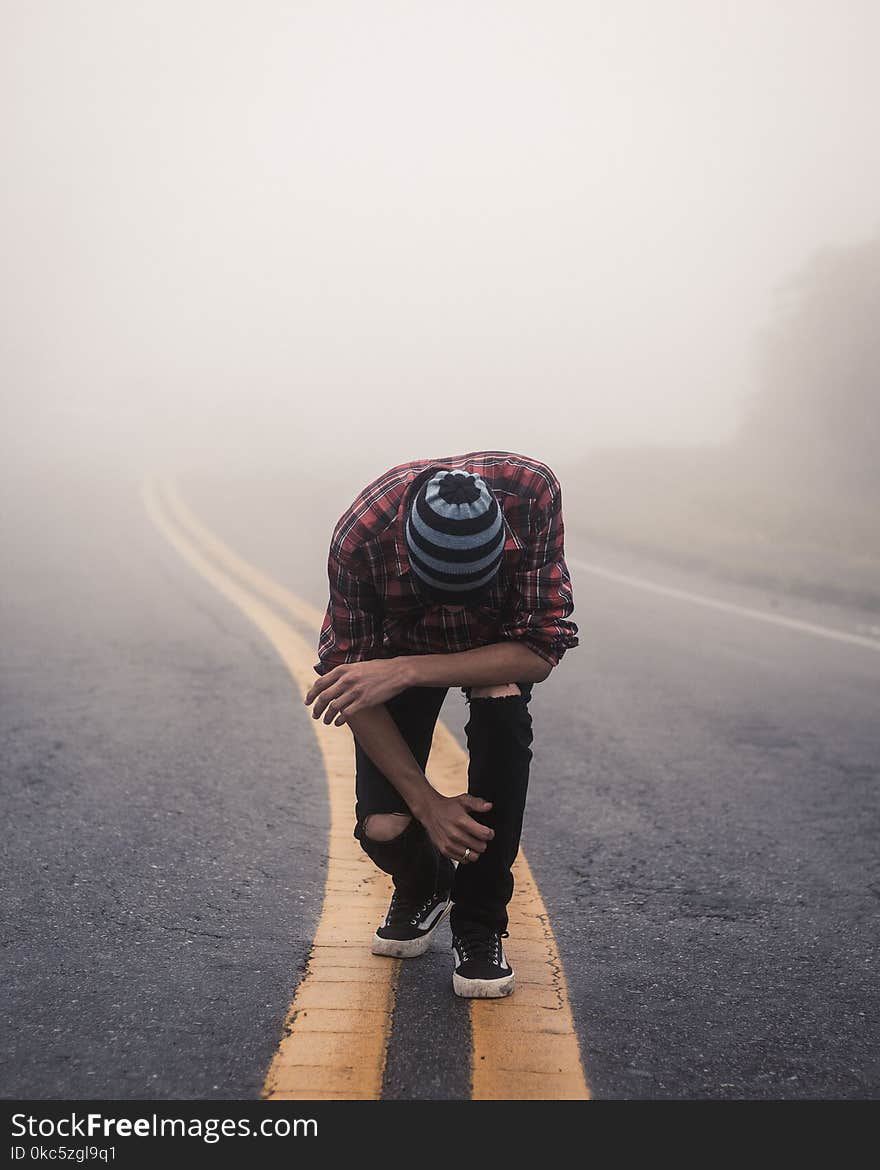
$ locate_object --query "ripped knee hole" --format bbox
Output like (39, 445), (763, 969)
(363, 812), (412, 842)
(470, 683), (521, 699)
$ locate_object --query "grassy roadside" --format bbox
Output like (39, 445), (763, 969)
(558, 446), (880, 615)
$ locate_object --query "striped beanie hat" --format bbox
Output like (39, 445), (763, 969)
(405, 467), (505, 602)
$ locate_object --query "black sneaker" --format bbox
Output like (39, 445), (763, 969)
(451, 926), (515, 997)
(371, 885), (452, 958)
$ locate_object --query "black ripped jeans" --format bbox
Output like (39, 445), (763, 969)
(351, 681), (534, 935)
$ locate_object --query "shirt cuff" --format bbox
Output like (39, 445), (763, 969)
(503, 635), (574, 670)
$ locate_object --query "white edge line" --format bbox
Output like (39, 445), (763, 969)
(570, 557), (880, 654)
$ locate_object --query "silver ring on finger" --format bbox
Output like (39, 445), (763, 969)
(462, 847), (471, 862)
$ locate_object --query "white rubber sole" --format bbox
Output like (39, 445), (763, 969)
(371, 898), (452, 958)
(452, 969), (516, 998)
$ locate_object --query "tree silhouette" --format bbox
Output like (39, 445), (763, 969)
(740, 233), (880, 502)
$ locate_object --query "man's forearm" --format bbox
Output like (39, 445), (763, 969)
(398, 640), (552, 688)
(345, 704), (438, 820)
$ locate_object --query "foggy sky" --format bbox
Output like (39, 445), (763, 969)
(3, 1), (880, 478)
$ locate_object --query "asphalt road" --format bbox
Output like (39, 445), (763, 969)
(2, 466), (878, 1099)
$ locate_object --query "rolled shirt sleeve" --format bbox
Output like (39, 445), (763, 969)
(498, 477), (579, 668)
(313, 544), (385, 677)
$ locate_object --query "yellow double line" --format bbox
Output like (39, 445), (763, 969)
(142, 473), (590, 1101)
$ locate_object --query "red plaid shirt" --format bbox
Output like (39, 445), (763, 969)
(314, 450), (579, 678)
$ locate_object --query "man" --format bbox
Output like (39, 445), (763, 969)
(304, 450), (578, 998)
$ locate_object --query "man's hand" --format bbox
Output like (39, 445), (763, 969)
(418, 791), (495, 863)
(304, 659), (410, 726)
